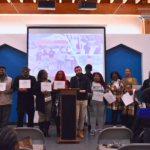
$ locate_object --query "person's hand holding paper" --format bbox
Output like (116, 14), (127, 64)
(19, 88), (28, 92)
(80, 90), (86, 93)
(42, 90), (48, 95)
(4, 90), (10, 94)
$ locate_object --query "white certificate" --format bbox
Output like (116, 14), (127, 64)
(0, 83), (6, 91)
(103, 91), (116, 104)
(121, 92), (134, 106)
(41, 82), (51, 91)
(92, 92), (103, 101)
(54, 81), (65, 90)
(132, 85), (141, 90)
(19, 80), (31, 88)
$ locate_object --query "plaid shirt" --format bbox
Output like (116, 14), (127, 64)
(107, 80), (124, 110)
(121, 92), (142, 116)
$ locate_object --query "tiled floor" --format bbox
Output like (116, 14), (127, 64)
(44, 125), (100, 150)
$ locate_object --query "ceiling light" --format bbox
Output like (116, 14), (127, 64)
(110, 0), (114, 3)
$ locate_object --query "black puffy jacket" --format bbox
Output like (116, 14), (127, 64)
(70, 74), (90, 100)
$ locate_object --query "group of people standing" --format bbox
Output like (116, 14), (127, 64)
(0, 65), (150, 140)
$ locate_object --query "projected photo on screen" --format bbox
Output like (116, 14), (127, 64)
(27, 27), (105, 80)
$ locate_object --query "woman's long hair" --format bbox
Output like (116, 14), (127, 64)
(93, 72), (105, 86)
(53, 70), (69, 89)
(37, 70), (46, 82)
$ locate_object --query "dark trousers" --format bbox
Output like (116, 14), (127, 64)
(111, 109), (122, 126)
(55, 116), (60, 136)
(0, 104), (11, 128)
(121, 114), (134, 129)
(17, 110), (34, 127)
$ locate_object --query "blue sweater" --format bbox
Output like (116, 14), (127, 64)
(137, 108), (150, 119)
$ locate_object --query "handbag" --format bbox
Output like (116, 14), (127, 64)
(45, 96), (52, 102)
(19, 136), (33, 149)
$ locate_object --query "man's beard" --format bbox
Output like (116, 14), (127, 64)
(76, 73), (81, 77)
(0, 74), (4, 77)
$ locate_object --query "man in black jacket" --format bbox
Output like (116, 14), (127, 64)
(142, 71), (150, 91)
(13, 66), (36, 127)
(70, 66), (90, 139)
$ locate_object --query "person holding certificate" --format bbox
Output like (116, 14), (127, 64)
(70, 66), (90, 139)
(89, 72), (106, 135)
(13, 66), (36, 127)
(52, 71), (69, 137)
(105, 71), (124, 127)
(121, 84), (142, 129)
(0, 66), (13, 128)
(122, 68), (140, 115)
(33, 70), (52, 137)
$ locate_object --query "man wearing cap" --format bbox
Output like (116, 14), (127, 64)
(70, 66), (90, 138)
(0, 66), (13, 128)
(13, 66), (36, 127)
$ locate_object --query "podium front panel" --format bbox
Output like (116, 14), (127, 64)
(61, 95), (76, 140)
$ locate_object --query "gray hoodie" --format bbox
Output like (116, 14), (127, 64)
(0, 75), (13, 105)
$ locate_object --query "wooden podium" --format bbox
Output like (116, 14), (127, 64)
(57, 88), (80, 143)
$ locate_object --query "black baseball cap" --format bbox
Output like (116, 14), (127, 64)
(22, 66), (30, 72)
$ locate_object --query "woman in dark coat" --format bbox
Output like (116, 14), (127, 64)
(33, 70), (52, 137)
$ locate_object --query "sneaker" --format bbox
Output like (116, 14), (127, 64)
(90, 130), (95, 135)
(97, 129), (102, 133)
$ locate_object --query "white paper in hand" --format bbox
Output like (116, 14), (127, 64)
(54, 81), (65, 90)
(92, 92), (103, 101)
(121, 92), (134, 106)
(0, 83), (6, 91)
(19, 80), (31, 88)
(103, 91), (116, 104)
(41, 82), (51, 91)
(132, 85), (141, 90)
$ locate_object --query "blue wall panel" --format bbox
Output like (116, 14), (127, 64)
(0, 44), (142, 123)
(106, 44), (142, 122)
(0, 44), (27, 122)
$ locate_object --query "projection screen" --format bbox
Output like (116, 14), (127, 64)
(27, 27), (106, 81)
